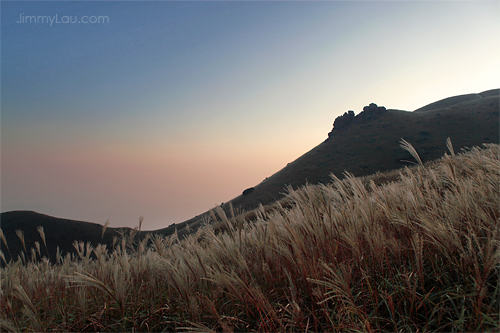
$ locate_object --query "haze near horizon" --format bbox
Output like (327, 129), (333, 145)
(1, 1), (499, 230)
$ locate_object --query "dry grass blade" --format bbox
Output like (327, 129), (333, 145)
(446, 137), (455, 156)
(0, 251), (6, 265)
(13, 284), (41, 331)
(15, 229), (27, 254)
(0, 229), (9, 250)
(308, 262), (356, 308)
(36, 226), (46, 247)
(102, 219), (110, 239)
(34, 242), (41, 257)
(0, 319), (18, 333)
(138, 216), (144, 232)
(400, 139), (423, 166)
(37, 226), (50, 260)
(0, 229), (12, 262)
(67, 273), (114, 301)
(179, 321), (217, 333)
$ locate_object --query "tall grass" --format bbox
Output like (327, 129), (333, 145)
(1, 143), (498, 332)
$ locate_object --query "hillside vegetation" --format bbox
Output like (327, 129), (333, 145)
(1, 141), (498, 332)
(166, 88), (499, 237)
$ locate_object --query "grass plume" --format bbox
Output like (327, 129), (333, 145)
(0, 142), (498, 332)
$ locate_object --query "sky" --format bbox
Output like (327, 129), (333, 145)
(1, 1), (499, 230)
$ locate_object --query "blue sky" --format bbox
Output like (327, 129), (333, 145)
(2, 1), (499, 230)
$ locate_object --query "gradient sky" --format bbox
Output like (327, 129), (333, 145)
(2, 1), (499, 230)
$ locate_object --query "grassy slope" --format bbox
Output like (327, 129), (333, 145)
(162, 88), (499, 237)
(1, 143), (498, 332)
(1, 88), (498, 256)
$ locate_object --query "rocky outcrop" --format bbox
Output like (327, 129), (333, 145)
(332, 110), (355, 131)
(328, 103), (387, 138)
(242, 187), (255, 196)
(358, 103), (387, 122)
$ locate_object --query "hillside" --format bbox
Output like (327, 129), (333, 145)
(1, 140), (498, 332)
(1, 88), (498, 256)
(157, 88), (499, 237)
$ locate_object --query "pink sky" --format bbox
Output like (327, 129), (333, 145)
(2, 1), (498, 229)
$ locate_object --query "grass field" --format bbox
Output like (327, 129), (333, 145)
(1, 141), (498, 332)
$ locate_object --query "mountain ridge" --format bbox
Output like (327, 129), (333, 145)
(2, 88), (498, 262)
(161, 88), (498, 236)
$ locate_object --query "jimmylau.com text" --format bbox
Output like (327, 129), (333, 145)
(17, 13), (109, 26)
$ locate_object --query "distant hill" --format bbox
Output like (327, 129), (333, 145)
(0, 211), (143, 265)
(1, 88), (498, 260)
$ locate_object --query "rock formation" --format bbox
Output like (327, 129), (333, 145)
(328, 103), (387, 138)
(332, 110), (355, 131)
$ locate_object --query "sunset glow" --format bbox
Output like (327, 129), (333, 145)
(2, 1), (499, 229)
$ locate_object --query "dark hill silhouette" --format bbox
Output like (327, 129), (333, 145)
(0, 211), (144, 265)
(156, 88), (499, 237)
(1, 88), (498, 260)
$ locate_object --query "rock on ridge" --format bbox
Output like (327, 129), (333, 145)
(328, 103), (387, 137)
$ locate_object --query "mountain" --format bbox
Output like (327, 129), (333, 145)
(156, 88), (499, 236)
(1, 89), (498, 261)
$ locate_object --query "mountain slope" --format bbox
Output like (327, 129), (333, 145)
(1, 89), (498, 254)
(157, 88), (498, 236)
